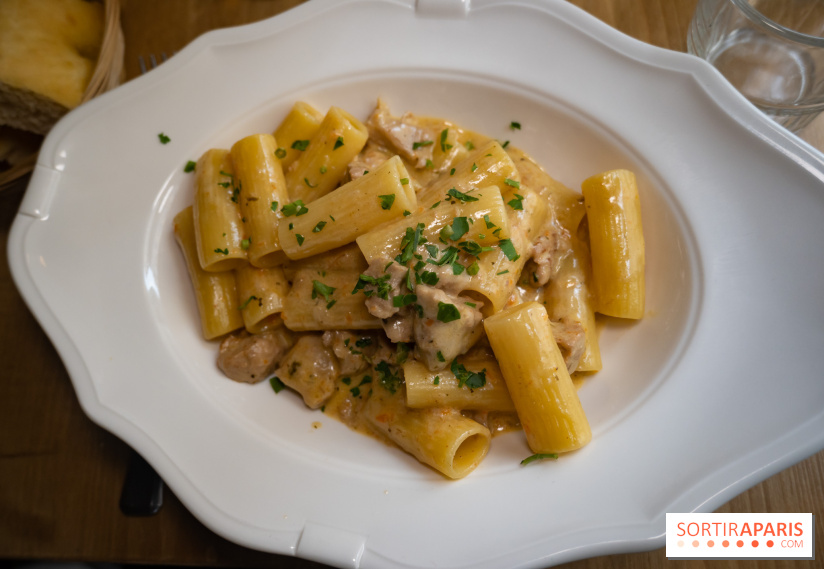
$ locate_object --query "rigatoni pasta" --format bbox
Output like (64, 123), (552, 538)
(174, 99), (646, 479)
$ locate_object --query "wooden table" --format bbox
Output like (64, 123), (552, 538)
(1, 1), (822, 568)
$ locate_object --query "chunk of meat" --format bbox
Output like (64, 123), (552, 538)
(382, 310), (414, 343)
(274, 335), (339, 409)
(348, 142), (392, 180)
(530, 219), (572, 286)
(362, 259), (409, 320)
(217, 328), (294, 384)
(413, 285), (484, 370)
(550, 319), (587, 373)
(322, 330), (393, 375)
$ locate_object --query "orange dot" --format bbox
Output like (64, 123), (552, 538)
(737, 540), (744, 547)
(722, 540), (730, 547)
(692, 540), (699, 548)
(707, 540), (715, 547)
(752, 540), (759, 547)
(767, 540), (774, 548)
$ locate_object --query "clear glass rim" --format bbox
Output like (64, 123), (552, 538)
(730, 0), (824, 48)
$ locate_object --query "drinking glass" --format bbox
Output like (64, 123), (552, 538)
(688, 0), (824, 133)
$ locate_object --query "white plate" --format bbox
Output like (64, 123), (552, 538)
(9, 0), (824, 567)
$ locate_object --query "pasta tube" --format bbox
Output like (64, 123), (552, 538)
(273, 101), (324, 169)
(193, 149), (248, 272)
(230, 134), (290, 267)
(484, 301), (591, 454)
(356, 184), (511, 264)
(581, 169), (645, 319)
(282, 269), (382, 331)
(278, 156), (416, 260)
(363, 387), (491, 479)
(284, 106), (369, 202)
(173, 207), (243, 340)
(235, 264), (289, 334)
(403, 359), (515, 412)
(282, 243), (367, 281)
(416, 139), (519, 207)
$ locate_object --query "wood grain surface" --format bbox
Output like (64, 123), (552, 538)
(1, 1), (822, 568)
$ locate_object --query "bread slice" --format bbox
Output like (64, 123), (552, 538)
(0, 0), (104, 135)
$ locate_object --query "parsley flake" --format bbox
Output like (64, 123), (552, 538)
(281, 200), (309, 217)
(379, 194), (396, 210)
(446, 188), (479, 202)
(269, 376), (286, 393)
(158, 133), (170, 144)
(291, 140), (310, 151)
(183, 160), (196, 173)
(520, 453), (559, 466)
(333, 136), (345, 150)
(437, 302), (461, 323)
(312, 221), (327, 233)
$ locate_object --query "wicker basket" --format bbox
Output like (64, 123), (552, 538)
(0, 0), (124, 193)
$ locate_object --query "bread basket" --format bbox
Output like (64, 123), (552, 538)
(0, 0), (124, 193)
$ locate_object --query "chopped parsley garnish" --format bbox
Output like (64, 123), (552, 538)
(439, 128), (453, 152)
(510, 121), (521, 130)
(352, 273), (392, 300)
(184, 160), (196, 173)
(400, 177), (410, 185)
(412, 140), (434, 150)
(269, 376), (286, 393)
(458, 240), (493, 257)
(424, 244), (439, 258)
(304, 177), (317, 188)
(452, 262), (465, 275)
(395, 342), (410, 365)
(520, 453), (559, 466)
(396, 223), (426, 265)
(483, 214), (496, 229)
(320, 165), (327, 174)
(497, 270), (510, 275)
(446, 188), (478, 202)
(158, 133), (170, 144)
(467, 261), (480, 276)
(239, 295), (259, 310)
(508, 193), (524, 210)
(430, 246), (459, 267)
(436, 351), (446, 362)
(295, 233), (305, 246)
(501, 140), (510, 148)
(450, 168), (456, 176)
(355, 337), (373, 348)
(437, 302), (461, 323)
(450, 360), (487, 389)
(498, 238), (520, 261)
(241, 238), (251, 250)
(425, 159), (434, 169)
(379, 194), (396, 210)
(504, 178), (520, 189)
(433, 376), (440, 385)
(333, 136), (345, 150)
(392, 293), (418, 308)
(439, 216), (469, 241)
(270, 201), (279, 212)
(465, 140), (475, 150)
(281, 200), (309, 216)
(312, 221), (327, 233)
(291, 139), (310, 151)
(471, 162), (478, 172)
(403, 210), (411, 217)
(311, 280), (336, 308)
(420, 271), (439, 286)
(376, 361), (401, 394)
(275, 148), (287, 159)
(214, 248), (229, 255)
